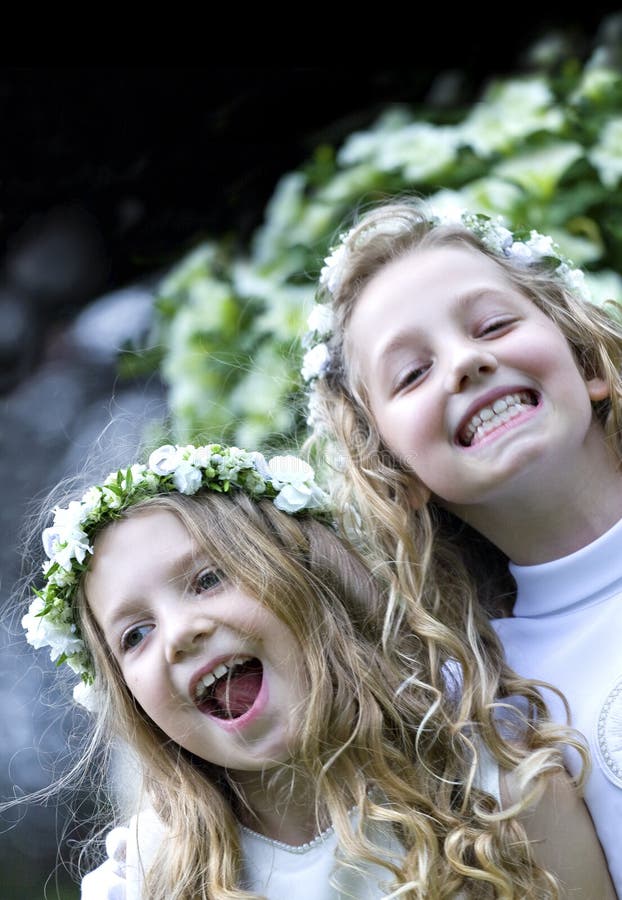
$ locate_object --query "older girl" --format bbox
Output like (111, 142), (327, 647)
(303, 196), (622, 894)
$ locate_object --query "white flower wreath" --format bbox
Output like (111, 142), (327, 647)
(23, 443), (329, 707)
(301, 206), (592, 386)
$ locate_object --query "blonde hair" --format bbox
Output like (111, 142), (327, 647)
(15, 485), (585, 898)
(302, 192), (622, 876)
(306, 195), (622, 619)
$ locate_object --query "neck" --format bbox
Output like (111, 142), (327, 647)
(449, 433), (622, 565)
(232, 767), (325, 846)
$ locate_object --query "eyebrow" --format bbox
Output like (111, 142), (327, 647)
(97, 547), (201, 633)
(377, 286), (506, 363)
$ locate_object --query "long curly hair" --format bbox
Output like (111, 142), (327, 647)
(62, 489), (584, 899)
(300, 194), (622, 878)
(306, 196), (622, 622)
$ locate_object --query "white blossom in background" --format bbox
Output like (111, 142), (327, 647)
(460, 77), (564, 155)
(492, 142), (585, 199)
(589, 117), (622, 189)
(139, 28), (622, 452)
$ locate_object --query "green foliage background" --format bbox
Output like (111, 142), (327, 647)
(123, 18), (622, 454)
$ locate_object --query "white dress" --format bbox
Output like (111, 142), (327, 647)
(81, 749), (500, 899)
(492, 515), (622, 897)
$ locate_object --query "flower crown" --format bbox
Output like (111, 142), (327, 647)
(301, 206), (592, 385)
(23, 443), (329, 708)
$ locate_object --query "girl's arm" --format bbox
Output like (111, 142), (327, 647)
(501, 770), (617, 899)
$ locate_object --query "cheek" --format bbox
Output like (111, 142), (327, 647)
(375, 396), (437, 457)
(124, 671), (162, 717)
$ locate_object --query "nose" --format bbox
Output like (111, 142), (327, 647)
(444, 344), (498, 394)
(164, 609), (216, 664)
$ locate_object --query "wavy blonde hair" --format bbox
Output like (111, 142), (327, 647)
(13, 485), (585, 899)
(307, 198), (622, 572)
(304, 195), (622, 807)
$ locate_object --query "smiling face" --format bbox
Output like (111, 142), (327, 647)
(347, 244), (609, 519)
(85, 508), (308, 776)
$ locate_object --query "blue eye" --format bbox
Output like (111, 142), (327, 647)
(121, 623), (153, 651)
(195, 569), (223, 593)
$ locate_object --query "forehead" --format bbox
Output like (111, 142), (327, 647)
(86, 509), (194, 589)
(93, 507), (191, 555)
(345, 245), (515, 355)
(359, 243), (510, 307)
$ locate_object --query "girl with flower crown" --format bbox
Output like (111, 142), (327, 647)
(10, 442), (615, 898)
(303, 196), (622, 895)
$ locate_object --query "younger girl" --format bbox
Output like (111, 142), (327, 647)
(18, 442), (613, 898)
(303, 197), (622, 893)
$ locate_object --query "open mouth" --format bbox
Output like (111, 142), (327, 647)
(195, 657), (264, 720)
(458, 390), (539, 448)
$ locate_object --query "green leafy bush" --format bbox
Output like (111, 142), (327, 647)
(130, 19), (622, 452)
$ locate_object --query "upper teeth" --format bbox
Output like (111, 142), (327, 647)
(194, 657), (250, 702)
(461, 391), (534, 446)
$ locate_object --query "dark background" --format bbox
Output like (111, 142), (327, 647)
(3, 19), (618, 324)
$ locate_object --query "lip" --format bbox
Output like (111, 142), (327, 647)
(454, 385), (541, 448)
(188, 653), (268, 732)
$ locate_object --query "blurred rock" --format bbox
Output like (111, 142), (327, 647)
(5, 203), (109, 313)
(70, 283), (156, 365)
(0, 283), (39, 393)
(0, 289), (169, 900)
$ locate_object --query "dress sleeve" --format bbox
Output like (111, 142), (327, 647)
(474, 738), (502, 803)
(81, 826), (130, 900)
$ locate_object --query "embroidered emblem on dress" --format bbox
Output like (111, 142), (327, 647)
(595, 675), (622, 789)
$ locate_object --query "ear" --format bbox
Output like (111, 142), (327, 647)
(587, 375), (610, 402)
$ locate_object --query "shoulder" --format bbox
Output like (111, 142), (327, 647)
(80, 808), (167, 900)
(124, 807), (167, 884)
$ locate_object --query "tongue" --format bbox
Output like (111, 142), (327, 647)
(213, 668), (262, 718)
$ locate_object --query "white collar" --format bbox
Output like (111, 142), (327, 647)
(509, 515), (622, 616)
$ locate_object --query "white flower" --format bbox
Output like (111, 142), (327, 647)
(101, 486), (123, 510)
(172, 461), (203, 494)
(22, 597), (84, 661)
(375, 122), (460, 182)
(506, 241), (535, 265)
(267, 455), (327, 513)
(572, 66), (622, 105)
(42, 559), (75, 588)
(306, 389), (326, 432)
(187, 445), (215, 469)
(319, 241), (348, 294)
(268, 455), (315, 487)
(149, 444), (181, 475)
(80, 486), (103, 516)
(301, 343), (330, 382)
(157, 242), (217, 298)
(273, 483), (316, 514)
(306, 303), (334, 338)
(42, 526), (62, 559)
(73, 680), (99, 712)
(588, 117), (622, 189)
(428, 201), (467, 228)
(460, 77), (563, 156)
(560, 266), (591, 302)
(248, 451), (271, 480)
(493, 142), (584, 199)
(584, 269), (622, 310)
(22, 597), (47, 648)
(42, 525), (91, 569)
(524, 232), (556, 258)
